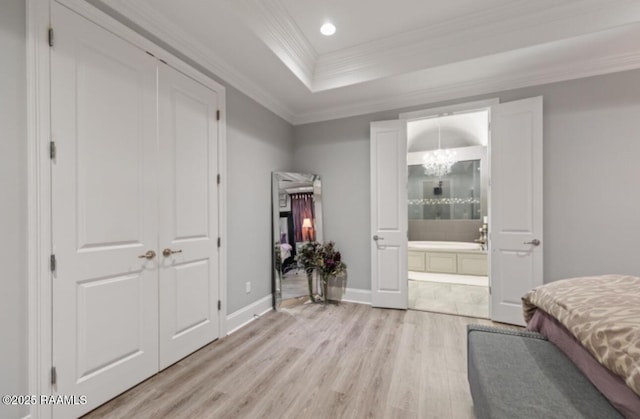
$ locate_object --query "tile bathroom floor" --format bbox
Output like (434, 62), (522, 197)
(409, 279), (489, 319)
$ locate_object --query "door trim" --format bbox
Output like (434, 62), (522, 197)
(399, 98), (499, 121)
(27, 1), (227, 417)
(27, 1), (53, 418)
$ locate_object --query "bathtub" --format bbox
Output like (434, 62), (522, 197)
(408, 241), (487, 276)
(409, 241), (482, 251)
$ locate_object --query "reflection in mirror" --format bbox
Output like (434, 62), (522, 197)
(272, 172), (323, 309)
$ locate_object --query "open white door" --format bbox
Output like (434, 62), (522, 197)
(370, 121), (408, 309)
(51, 4), (159, 417)
(158, 64), (220, 370)
(490, 96), (543, 326)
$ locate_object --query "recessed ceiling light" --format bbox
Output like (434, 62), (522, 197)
(320, 22), (336, 36)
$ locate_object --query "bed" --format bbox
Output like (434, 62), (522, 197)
(522, 275), (640, 417)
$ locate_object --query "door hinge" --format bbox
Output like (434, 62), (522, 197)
(217, 237), (221, 248)
(51, 366), (57, 385)
(216, 110), (220, 121)
(50, 254), (56, 272)
(218, 300), (221, 310)
(50, 141), (56, 159)
(489, 286), (492, 295)
(48, 28), (54, 47)
(217, 174), (221, 185)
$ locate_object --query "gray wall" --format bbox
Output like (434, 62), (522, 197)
(294, 68), (640, 290)
(0, 1), (28, 418)
(226, 88), (294, 312)
(292, 117), (374, 291)
(408, 220), (483, 243)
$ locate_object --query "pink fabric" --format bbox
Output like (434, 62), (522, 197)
(290, 193), (315, 242)
(528, 309), (640, 418)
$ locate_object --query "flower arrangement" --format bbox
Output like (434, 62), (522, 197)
(296, 241), (347, 304)
(316, 242), (347, 277)
(296, 241), (322, 303)
(316, 242), (347, 303)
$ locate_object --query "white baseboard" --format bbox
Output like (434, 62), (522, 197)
(226, 289), (370, 336)
(226, 294), (273, 335)
(341, 288), (372, 305)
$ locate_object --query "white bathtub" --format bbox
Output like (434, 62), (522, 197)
(409, 241), (481, 251)
(408, 241), (487, 275)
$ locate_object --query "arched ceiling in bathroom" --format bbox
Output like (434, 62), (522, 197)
(408, 111), (489, 153)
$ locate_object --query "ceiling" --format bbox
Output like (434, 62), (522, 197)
(408, 111), (489, 153)
(94, 0), (640, 125)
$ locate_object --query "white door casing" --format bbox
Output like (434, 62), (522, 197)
(490, 96), (543, 326)
(158, 64), (220, 370)
(370, 120), (408, 309)
(51, 3), (159, 417)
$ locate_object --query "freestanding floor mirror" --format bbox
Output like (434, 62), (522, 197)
(272, 172), (323, 309)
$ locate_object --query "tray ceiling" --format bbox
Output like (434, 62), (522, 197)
(92, 0), (640, 124)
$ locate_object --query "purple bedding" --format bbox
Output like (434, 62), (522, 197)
(527, 309), (640, 418)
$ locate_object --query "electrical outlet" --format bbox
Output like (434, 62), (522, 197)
(245, 281), (251, 294)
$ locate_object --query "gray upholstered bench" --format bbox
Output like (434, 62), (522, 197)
(467, 325), (622, 419)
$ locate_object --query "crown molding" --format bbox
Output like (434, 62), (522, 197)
(231, 0), (640, 92)
(292, 50), (640, 125)
(87, 0), (640, 127)
(101, 0), (297, 124)
(311, 0), (639, 91)
(239, 0), (317, 90)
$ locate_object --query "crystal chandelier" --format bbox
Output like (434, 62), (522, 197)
(423, 118), (456, 178)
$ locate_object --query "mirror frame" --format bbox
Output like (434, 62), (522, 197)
(272, 172), (323, 309)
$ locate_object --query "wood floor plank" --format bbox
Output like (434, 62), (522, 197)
(386, 322), (420, 414)
(82, 303), (511, 419)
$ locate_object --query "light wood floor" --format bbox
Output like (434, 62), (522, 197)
(83, 302), (499, 419)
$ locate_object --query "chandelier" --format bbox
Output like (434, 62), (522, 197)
(423, 118), (456, 178)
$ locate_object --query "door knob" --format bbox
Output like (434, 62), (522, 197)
(138, 250), (156, 260)
(523, 239), (541, 246)
(162, 248), (183, 257)
(373, 235), (384, 241)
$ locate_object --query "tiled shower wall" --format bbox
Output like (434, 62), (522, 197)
(408, 220), (483, 242)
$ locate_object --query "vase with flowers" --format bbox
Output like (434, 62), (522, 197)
(316, 242), (347, 304)
(295, 241), (321, 303)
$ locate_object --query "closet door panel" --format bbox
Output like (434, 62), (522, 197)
(51, 4), (159, 418)
(158, 64), (220, 369)
(173, 90), (210, 238)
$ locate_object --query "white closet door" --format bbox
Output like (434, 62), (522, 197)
(158, 64), (220, 369)
(51, 4), (159, 417)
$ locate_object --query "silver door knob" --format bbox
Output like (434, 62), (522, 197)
(523, 239), (541, 246)
(373, 235), (384, 241)
(162, 248), (183, 257)
(138, 250), (156, 260)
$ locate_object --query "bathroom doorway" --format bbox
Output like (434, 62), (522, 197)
(404, 107), (490, 319)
